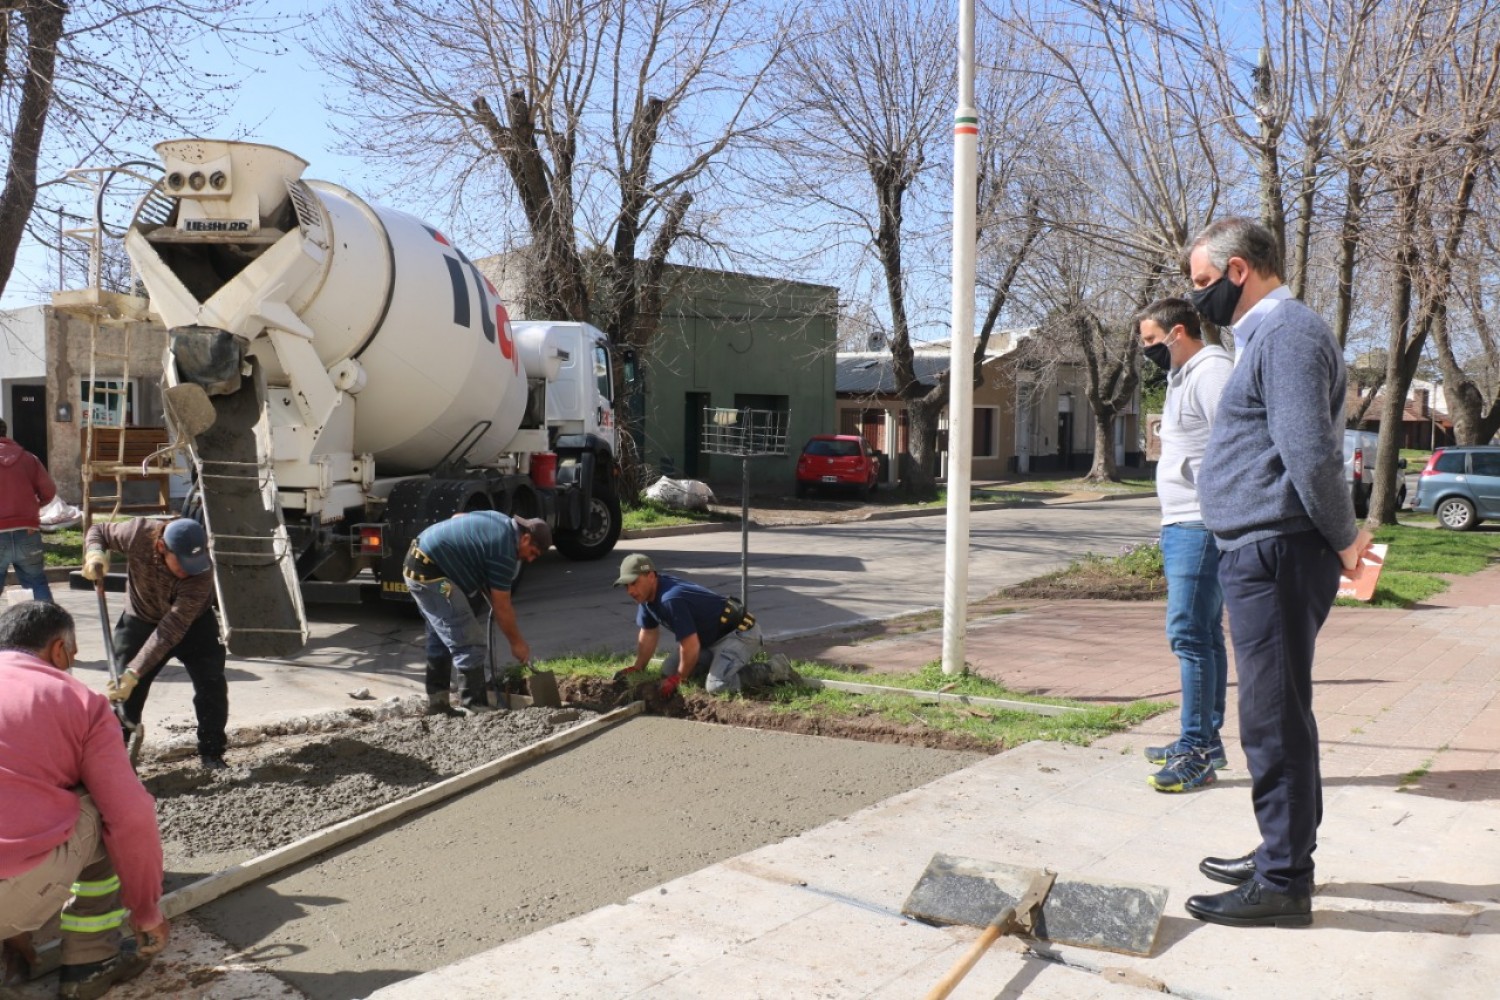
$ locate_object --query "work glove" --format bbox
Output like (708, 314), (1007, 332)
(611, 666), (642, 684)
(135, 918), (171, 957)
(106, 668), (139, 703)
(82, 549), (110, 582)
(658, 672), (682, 698)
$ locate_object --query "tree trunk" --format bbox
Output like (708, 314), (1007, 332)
(1087, 409), (1117, 482)
(0, 1), (66, 302)
(1332, 156), (1365, 350)
(902, 395), (940, 501)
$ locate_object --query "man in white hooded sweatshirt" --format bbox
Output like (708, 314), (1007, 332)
(1136, 297), (1233, 793)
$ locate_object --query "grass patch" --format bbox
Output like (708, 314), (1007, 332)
(1337, 521), (1500, 608)
(1398, 757), (1434, 788)
(42, 529), (85, 568)
(1000, 541), (1166, 601)
(621, 499), (730, 532)
(539, 654), (1171, 750)
(759, 662), (1169, 748)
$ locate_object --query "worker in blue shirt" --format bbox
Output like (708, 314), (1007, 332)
(403, 512), (551, 716)
(611, 552), (793, 698)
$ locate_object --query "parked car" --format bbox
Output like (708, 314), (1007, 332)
(1344, 429), (1407, 516)
(795, 434), (879, 498)
(1414, 445), (1500, 530)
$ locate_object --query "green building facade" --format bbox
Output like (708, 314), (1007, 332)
(637, 266), (837, 494)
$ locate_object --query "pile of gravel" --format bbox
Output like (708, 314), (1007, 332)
(147, 707), (594, 858)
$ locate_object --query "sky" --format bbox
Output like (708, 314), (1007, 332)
(1, 3), (416, 309)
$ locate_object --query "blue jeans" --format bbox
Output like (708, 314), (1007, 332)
(1161, 521), (1227, 752)
(0, 527), (53, 602)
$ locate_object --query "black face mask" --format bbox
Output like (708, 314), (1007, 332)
(1187, 272), (1243, 327)
(1144, 341), (1172, 371)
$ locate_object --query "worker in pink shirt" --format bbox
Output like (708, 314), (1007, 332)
(0, 602), (170, 999)
(0, 417), (57, 602)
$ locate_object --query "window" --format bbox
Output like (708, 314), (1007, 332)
(79, 379), (136, 428)
(1470, 452), (1500, 477)
(805, 439), (862, 458)
(594, 344), (612, 402)
(973, 407), (999, 458)
(1435, 451), (1467, 474)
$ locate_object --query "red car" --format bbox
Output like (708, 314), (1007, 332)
(795, 434), (880, 497)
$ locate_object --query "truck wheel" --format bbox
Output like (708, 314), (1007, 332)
(555, 492), (622, 560)
(1437, 496), (1477, 531)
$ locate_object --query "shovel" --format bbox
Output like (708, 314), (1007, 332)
(903, 854), (1168, 999)
(96, 582), (144, 766)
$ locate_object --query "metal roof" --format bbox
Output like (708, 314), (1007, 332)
(835, 353), (950, 395)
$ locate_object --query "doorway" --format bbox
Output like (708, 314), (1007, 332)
(8, 384), (48, 466)
(683, 392), (710, 478)
(1057, 412), (1074, 472)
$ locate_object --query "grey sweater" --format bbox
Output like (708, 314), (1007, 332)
(1197, 296), (1357, 553)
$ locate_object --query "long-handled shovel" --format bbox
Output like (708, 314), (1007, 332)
(96, 581), (144, 766)
(903, 854), (1169, 999)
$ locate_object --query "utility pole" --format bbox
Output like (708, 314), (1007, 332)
(941, 0), (978, 676)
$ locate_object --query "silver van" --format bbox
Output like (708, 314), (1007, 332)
(1344, 429), (1407, 516)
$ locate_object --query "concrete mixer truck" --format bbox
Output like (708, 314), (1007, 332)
(122, 140), (623, 657)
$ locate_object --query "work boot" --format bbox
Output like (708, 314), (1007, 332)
(459, 670), (496, 714)
(57, 942), (150, 1000)
(767, 653), (802, 685)
(199, 754), (228, 771)
(426, 691), (468, 717)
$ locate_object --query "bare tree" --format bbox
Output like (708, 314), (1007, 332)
(1359, 2), (1500, 524)
(0, 0), (265, 303)
(316, 0), (787, 495)
(763, 0), (1050, 498)
(1002, 0), (1227, 480)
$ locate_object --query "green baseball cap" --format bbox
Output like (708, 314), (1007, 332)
(614, 553), (656, 586)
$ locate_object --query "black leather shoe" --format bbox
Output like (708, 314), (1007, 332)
(1200, 850), (1258, 886)
(1185, 880), (1311, 928)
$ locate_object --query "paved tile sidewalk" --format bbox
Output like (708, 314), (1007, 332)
(783, 566), (1500, 803)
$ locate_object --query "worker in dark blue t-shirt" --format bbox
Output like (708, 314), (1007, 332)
(403, 511), (552, 716)
(611, 552), (793, 699)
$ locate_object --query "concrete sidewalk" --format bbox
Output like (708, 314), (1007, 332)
(369, 568), (1500, 999)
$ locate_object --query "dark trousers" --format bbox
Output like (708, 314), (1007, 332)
(1218, 530), (1340, 895)
(115, 610), (228, 757)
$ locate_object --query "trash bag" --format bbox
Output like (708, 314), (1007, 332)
(644, 476), (716, 511)
(39, 496), (83, 532)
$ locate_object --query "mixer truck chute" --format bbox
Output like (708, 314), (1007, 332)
(124, 140), (623, 658)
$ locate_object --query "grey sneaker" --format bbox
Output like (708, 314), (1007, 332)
(1148, 751), (1218, 793)
(1145, 739), (1227, 770)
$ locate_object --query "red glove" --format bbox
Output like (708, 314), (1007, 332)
(659, 673), (682, 698)
(611, 666), (642, 684)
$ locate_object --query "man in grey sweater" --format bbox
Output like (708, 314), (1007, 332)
(1136, 298), (1234, 793)
(1182, 217), (1371, 929)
